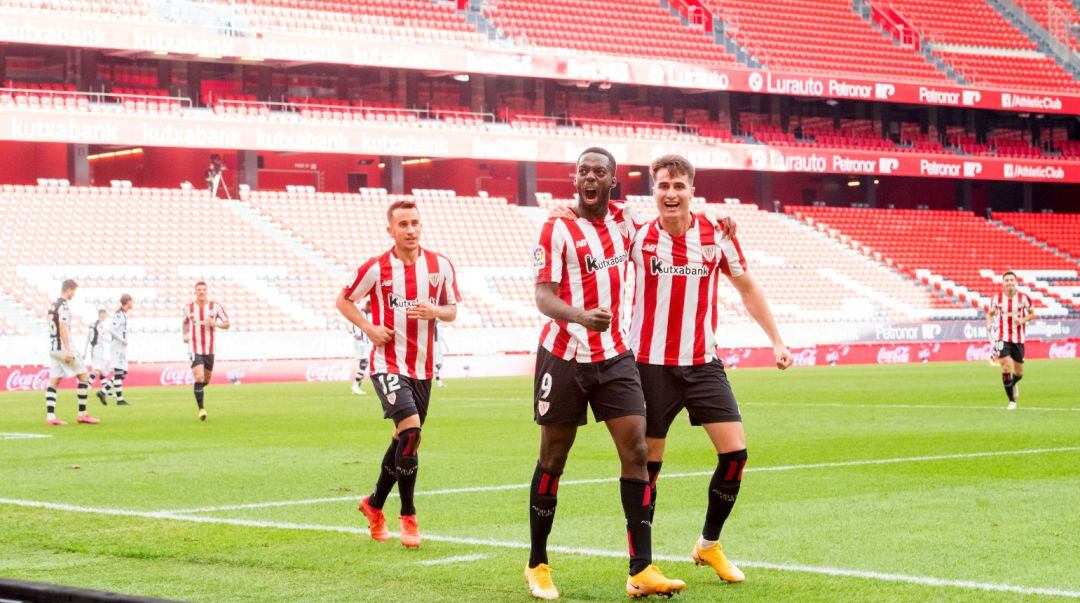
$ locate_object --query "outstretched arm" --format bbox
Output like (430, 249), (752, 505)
(728, 272), (791, 369)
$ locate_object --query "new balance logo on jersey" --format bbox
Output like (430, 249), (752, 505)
(387, 293), (436, 309)
(642, 243), (657, 253)
(584, 251), (629, 273)
(649, 256), (709, 277)
(382, 280), (393, 288)
(575, 239), (589, 249)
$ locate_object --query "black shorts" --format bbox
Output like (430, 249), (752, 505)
(638, 359), (742, 439)
(190, 353), (215, 371)
(998, 342), (1025, 363)
(372, 373), (432, 425)
(533, 347), (646, 426)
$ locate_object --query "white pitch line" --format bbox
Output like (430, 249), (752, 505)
(0, 497), (1076, 599)
(416, 553), (491, 566)
(162, 446), (1080, 515)
(0, 432), (53, 440)
(742, 402), (1080, 412)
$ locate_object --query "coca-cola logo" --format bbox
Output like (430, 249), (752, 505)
(877, 346), (911, 364)
(791, 348), (817, 367)
(160, 365), (196, 386)
(966, 343), (994, 362)
(1049, 342), (1077, 359)
(5, 368), (50, 391)
(306, 362), (353, 382)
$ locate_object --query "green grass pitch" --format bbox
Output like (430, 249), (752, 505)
(2, 360), (1078, 602)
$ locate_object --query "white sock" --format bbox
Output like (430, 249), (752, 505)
(698, 536), (719, 549)
(78, 411), (87, 417)
(47, 412), (56, 420)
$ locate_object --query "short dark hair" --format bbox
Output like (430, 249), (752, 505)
(1002, 271), (1017, 279)
(120, 293), (132, 306)
(651, 154), (695, 183)
(578, 147), (617, 173)
(194, 281), (207, 289)
(386, 200), (419, 224)
(61, 279), (78, 292)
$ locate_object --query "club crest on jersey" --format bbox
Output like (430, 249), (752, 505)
(537, 401), (550, 416)
(584, 251), (629, 273)
(702, 245), (716, 261)
(617, 221), (631, 238)
(428, 274), (443, 288)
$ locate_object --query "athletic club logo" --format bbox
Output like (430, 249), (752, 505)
(387, 392), (397, 405)
(537, 401), (550, 416)
(701, 245), (716, 261)
(428, 274), (443, 288)
(617, 221), (631, 238)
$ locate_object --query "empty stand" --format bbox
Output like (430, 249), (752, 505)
(704, 0), (948, 81)
(484, 0), (739, 65)
(787, 206), (1079, 315)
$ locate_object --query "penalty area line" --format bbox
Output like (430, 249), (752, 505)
(0, 433), (53, 440)
(160, 446), (1080, 515)
(416, 553), (491, 566)
(0, 497), (1076, 599)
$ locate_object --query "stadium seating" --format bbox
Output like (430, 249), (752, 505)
(1012, 0), (1080, 49)
(702, 0), (948, 82)
(993, 212), (1080, 260)
(786, 206), (1080, 315)
(484, 0), (740, 65)
(883, 0), (1080, 91)
(0, 185), (342, 335)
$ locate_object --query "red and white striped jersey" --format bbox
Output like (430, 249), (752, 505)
(533, 202), (638, 363)
(343, 247), (460, 380)
(630, 214), (747, 365)
(990, 291), (1033, 344)
(183, 301), (229, 356)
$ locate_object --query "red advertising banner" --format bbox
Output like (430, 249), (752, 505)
(0, 12), (1078, 116)
(2, 340), (1076, 392)
(1, 108), (1077, 183)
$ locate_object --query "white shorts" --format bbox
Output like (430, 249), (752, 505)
(111, 348), (129, 371)
(49, 350), (86, 380)
(91, 350), (106, 371)
(354, 342), (371, 361)
(434, 346), (444, 367)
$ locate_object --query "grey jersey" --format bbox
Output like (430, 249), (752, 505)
(110, 310), (129, 351)
(48, 297), (71, 352)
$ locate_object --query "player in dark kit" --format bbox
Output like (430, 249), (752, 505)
(525, 148), (684, 600)
(337, 200), (461, 549)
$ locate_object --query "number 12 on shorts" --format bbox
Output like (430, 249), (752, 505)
(377, 374), (401, 393)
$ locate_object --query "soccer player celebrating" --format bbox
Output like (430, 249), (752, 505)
(526, 147), (685, 600)
(182, 281), (230, 421)
(100, 294), (133, 406)
(337, 200), (460, 549)
(630, 154), (791, 585)
(45, 279), (99, 426)
(986, 271), (1033, 409)
(85, 308), (108, 402)
(350, 299), (372, 395)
